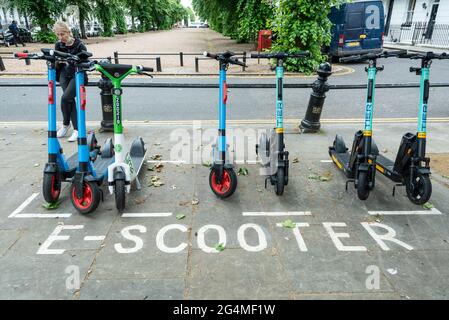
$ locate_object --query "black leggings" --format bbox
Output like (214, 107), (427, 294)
(59, 75), (78, 130)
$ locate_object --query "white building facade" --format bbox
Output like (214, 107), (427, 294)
(382, 0), (449, 47)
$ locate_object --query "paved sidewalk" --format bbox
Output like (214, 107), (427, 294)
(384, 42), (448, 54)
(0, 28), (349, 77)
(0, 120), (449, 299)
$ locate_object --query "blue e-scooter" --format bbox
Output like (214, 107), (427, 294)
(14, 49), (82, 203)
(252, 51), (310, 195)
(52, 50), (115, 214)
(203, 51), (246, 198)
(373, 51), (449, 204)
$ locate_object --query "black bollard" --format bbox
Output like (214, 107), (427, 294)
(98, 75), (114, 132)
(0, 56), (5, 71)
(300, 62), (332, 133)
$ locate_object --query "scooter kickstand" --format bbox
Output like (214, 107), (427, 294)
(345, 179), (354, 191)
(392, 183), (403, 197)
(264, 177), (270, 189)
(135, 177), (142, 190)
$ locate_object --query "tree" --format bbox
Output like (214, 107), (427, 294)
(65, 0), (93, 39)
(7, 0), (66, 42)
(271, 0), (347, 73)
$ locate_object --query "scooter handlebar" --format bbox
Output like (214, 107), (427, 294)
(203, 51), (217, 59)
(141, 66), (154, 72)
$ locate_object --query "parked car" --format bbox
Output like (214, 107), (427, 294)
(0, 27), (11, 47)
(326, 0), (385, 62)
(86, 24), (102, 37)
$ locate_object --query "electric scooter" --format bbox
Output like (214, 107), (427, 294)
(203, 51), (247, 198)
(95, 61), (153, 212)
(252, 51), (310, 195)
(52, 50), (115, 214)
(329, 50), (405, 201)
(373, 51), (448, 204)
(14, 49), (82, 204)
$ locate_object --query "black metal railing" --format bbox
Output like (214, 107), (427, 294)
(386, 22), (449, 48)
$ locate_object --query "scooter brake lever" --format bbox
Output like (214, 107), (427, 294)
(142, 72), (153, 78)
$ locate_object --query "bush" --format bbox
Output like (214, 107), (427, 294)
(35, 30), (58, 43)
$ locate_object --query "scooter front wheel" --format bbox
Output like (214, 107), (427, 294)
(274, 167), (285, 196)
(70, 181), (101, 214)
(43, 172), (61, 203)
(406, 173), (432, 205)
(357, 171), (370, 201)
(115, 179), (126, 212)
(209, 167), (237, 198)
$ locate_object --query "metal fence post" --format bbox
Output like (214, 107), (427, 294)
(0, 56), (5, 71)
(195, 57), (199, 73)
(23, 50), (30, 66)
(180, 52), (184, 67)
(156, 57), (162, 72)
(114, 51), (119, 64)
(242, 51), (247, 72)
(300, 62), (332, 133)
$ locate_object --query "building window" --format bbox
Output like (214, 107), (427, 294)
(405, 0), (417, 25)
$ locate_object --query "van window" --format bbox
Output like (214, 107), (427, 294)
(346, 12), (363, 29)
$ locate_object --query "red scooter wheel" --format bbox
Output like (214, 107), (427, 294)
(209, 167), (237, 198)
(70, 181), (101, 214)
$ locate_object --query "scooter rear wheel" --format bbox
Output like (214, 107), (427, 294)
(70, 181), (101, 214)
(274, 167), (285, 196)
(406, 173), (432, 205)
(43, 172), (61, 203)
(209, 167), (237, 198)
(357, 171), (370, 201)
(115, 179), (126, 212)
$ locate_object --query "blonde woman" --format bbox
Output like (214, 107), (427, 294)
(53, 21), (88, 142)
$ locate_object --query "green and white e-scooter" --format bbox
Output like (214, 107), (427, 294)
(95, 61), (154, 211)
(252, 51), (310, 195)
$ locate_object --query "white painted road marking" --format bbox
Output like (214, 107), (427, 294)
(121, 212), (173, 218)
(320, 160), (333, 163)
(368, 208), (442, 215)
(83, 236), (106, 241)
(9, 193), (72, 218)
(242, 211), (312, 216)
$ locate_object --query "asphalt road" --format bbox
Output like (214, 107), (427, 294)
(1, 58), (449, 122)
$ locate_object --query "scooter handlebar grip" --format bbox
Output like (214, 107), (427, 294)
(339, 55), (360, 62)
(14, 52), (29, 59)
(251, 53), (270, 59)
(203, 51), (217, 59)
(142, 66), (154, 72)
(289, 51), (311, 58)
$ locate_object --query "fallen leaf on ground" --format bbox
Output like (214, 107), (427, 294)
(238, 167), (249, 176)
(192, 199), (200, 205)
(42, 201), (61, 210)
(176, 214), (186, 220)
(292, 158), (299, 163)
(151, 154), (162, 160)
(214, 243), (225, 252)
(423, 202), (434, 210)
(202, 161), (212, 168)
(282, 219), (296, 229)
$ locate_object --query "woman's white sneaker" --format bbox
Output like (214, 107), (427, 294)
(57, 125), (71, 138)
(68, 130), (78, 142)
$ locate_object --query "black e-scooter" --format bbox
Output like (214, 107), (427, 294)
(329, 50), (404, 201)
(252, 51), (310, 195)
(374, 51), (448, 204)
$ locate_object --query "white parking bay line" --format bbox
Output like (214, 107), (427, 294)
(320, 160), (333, 163)
(121, 213), (173, 218)
(9, 193), (72, 218)
(242, 211), (312, 216)
(84, 236), (106, 241)
(368, 208), (443, 215)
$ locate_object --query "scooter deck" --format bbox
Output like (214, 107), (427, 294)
(66, 153), (79, 170)
(93, 156), (114, 180)
(376, 154), (402, 182)
(130, 152), (147, 177)
(330, 150), (351, 172)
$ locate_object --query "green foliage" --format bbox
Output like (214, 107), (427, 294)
(95, 0), (115, 37)
(35, 30), (58, 43)
(192, 0), (273, 42)
(7, 0), (66, 31)
(271, 0), (347, 73)
(114, 5), (128, 34)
